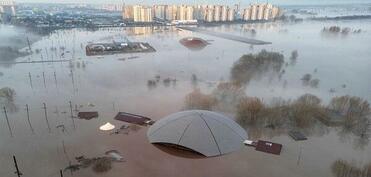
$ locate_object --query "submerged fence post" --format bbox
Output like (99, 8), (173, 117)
(69, 101), (76, 130)
(3, 107), (13, 137)
(13, 155), (22, 177)
(25, 104), (34, 134)
(43, 103), (51, 133)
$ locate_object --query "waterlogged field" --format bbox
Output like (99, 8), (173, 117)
(0, 19), (371, 177)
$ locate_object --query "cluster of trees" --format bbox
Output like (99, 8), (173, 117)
(0, 87), (16, 102)
(0, 87), (17, 112)
(301, 73), (320, 88)
(147, 75), (177, 89)
(184, 88), (217, 110)
(231, 50), (285, 85)
(236, 94), (324, 129)
(332, 160), (371, 177)
(236, 94), (370, 137)
(329, 96), (371, 138)
(322, 26), (362, 35)
(185, 50), (370, 141)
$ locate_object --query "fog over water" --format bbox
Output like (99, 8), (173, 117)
(1, 6), (371, 177)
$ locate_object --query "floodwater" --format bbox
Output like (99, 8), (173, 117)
(1, 18), (371, 177)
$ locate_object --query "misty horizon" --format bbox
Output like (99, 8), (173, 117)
(14, 0), (371, 6)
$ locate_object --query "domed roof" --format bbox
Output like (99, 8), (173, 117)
(179, 37), (209, 51)
(147, 110), (248, 157)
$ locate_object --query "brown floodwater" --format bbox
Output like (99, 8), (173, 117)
(1, 19), (371, 177)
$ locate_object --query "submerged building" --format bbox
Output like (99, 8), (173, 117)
(147, 110), (248, 157)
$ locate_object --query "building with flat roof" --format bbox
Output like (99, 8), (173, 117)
(153, 5), (167, 20)
(129, 5), (153, 22)
(227, 8), (235, 21)
(0, 0), (16, 22)
(242, 3), (282, 21)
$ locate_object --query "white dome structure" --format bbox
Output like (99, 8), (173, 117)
(99, 122), (115, 131)
(147, 110), (248, 157)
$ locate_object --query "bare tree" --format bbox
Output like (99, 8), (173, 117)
(290, 94), (322, 128)
(185, 89), (217, 111)
(237, 97), (265, 124)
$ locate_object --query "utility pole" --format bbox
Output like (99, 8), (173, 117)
(70, 70), (75, 92)
(42, 72), (46, 88)
(28, 72), (33, 89)
(54, 71), (58, 88)
(43, 103), (51, 133)
(25, 104), (34, 134)
(69, 101), (76, 130)
(13, 156), (23, 177)
(3, 107), (13, 137)
(60, 169), (64, 177)
(26, 37), (32, 52)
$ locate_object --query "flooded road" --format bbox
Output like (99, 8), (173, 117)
(1, 19), (371, 177)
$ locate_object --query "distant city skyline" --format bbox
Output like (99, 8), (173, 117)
(15, 0), (371, 5)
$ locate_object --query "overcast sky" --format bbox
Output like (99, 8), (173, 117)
(16, 0), (371, 5)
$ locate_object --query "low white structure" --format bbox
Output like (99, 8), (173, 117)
(99, 122), (115, 131)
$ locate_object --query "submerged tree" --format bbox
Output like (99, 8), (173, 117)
(231, 50), (285, 85)
(237, 97), (265, 124)
(290, 50), (299, 60)
(191, 74), (198, 87)
(0, 87), (18, 113)
(92, 158), (112, 173)
(290, 94), (322, 128)
(185, 89), (217, 110)
(290, 50), (299, 65)
(212, 81), (245, 110)
(331, 159), (371, 177)
(329, 96), (371, 138)
(0, 87), (16, 102)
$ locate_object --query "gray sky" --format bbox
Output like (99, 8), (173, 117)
(16, 0), (371, 5)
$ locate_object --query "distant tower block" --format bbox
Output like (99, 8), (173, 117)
(0, 0), (16, 16)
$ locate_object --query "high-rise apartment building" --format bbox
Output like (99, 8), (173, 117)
(165, 5), (177, 21)
(205, 5), (214, 22)
(123, 3), (281, 23)
(227, 8), (235, 21)
(242, 3), (281, 21)
(153, 5), (167, 20)
(221, 6), (228, 21)
(129, 5), (153, 22)
(186, 6), (194, 20)
(214, 5), (221, 22)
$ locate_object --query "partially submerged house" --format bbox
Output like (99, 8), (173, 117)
(288, 131), (307, 141)
(114, 112), (154, 125)
(255, 140), (282, 155)
(78, 112), (99, 120)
